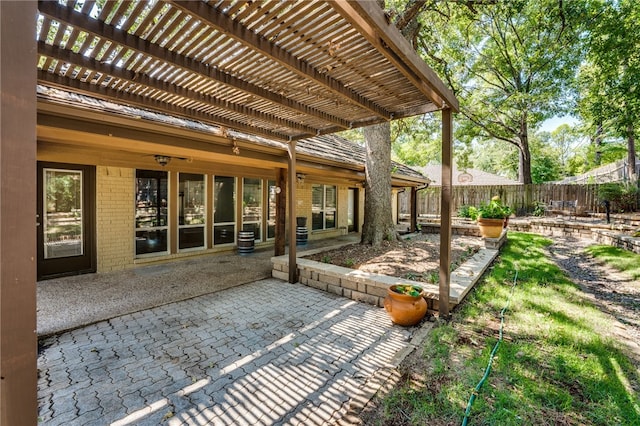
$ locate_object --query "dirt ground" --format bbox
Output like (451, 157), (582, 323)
(304, 233), (483, 284)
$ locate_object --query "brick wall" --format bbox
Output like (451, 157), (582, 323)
(337, 185), (349, 233)
(294, 181), (311, 227)
(96, 166), (134, 272)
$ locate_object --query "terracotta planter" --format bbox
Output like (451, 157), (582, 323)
(477, 217), (504, 238)
(384, 285), (428, 326)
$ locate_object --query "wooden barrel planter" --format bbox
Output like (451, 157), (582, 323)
(237, 231), (255, 255)
(296, 226), (308, 246)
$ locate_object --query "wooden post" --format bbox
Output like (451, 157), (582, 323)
(410, 186), (418, 233)
(274, 168), (286, 256)
(287, 142), (298, 283)
(0, 2), (38, 424)
(439, 108), (453, 318)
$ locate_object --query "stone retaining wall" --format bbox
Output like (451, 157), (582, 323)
(591, 230), (640, 254)
(272, 232), (506, 313)
(422, 218), (639, 254)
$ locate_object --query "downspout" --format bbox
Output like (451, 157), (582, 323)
(412, 182), (429, 232)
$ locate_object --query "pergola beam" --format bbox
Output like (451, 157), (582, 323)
(170, 0), (393, 121)
(38, 42), (319, 138)
(37, 1), (352, 134)
(38, 70), (294, 142)
(332, 0), (460, 113)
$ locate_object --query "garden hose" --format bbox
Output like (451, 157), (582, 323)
(461, 270), (519, 426)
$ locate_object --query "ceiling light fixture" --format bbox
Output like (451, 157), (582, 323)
(154, 155), (171, 167)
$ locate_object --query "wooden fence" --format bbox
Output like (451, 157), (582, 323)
(400, 184), (605, 217)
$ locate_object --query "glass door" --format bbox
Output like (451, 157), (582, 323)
(37, 163), (95, 280)
(178, 173), (205, 251)
(135, 170), (169, 256)
(242, 178), (262, 241)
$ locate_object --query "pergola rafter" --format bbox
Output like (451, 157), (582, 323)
(36, 0), (457, 142)
(169, 0), (392, 120)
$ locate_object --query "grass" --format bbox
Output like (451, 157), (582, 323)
(376, 232), (640, 425)
(585, 245), (640, 280)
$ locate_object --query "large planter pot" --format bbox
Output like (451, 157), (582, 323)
(477, 217), (505, 238)
(384, 285), (428, 326)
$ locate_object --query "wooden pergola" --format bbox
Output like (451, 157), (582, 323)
(0, 1), (458, 422)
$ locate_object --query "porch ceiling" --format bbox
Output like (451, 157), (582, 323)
(36, 0), (458, 143)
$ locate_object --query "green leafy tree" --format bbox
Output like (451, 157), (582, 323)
(578, 0), (639, 181)
(390, 0), (591, 184)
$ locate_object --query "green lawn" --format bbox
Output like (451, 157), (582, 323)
(376, 232), (640, 425)
(585, 245), (640, 280)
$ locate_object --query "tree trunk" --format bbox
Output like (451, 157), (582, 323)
(627, 124), (637, 181)
(594, 122), (603, 166)
(361, 122), (398, 245)
(518, 116), (533, 184)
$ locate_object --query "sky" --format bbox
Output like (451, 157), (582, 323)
(539, 115), (580, 133)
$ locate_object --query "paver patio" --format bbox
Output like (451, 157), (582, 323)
(37, 278), (426, 425)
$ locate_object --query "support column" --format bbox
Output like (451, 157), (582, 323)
(274, 168), (286, 256)
(439, 108), (453, 318)
(410, 186), (418, 233)
(0, 2), (38, 424)
(287, 142), (298, 283)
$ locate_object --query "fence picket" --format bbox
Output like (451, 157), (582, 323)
(402, 184), (609, 217)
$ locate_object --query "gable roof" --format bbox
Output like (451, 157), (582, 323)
(37, 84), (427, 184)
(418, 164), (520, 186)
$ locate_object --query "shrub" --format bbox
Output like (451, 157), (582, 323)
(476, 196), (512, 219)
(457, 205), (475, 219)
(597, 182), (639, 212)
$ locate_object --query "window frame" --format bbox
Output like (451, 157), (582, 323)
(134, 169), (170, 258)
(311, 184), (337, 231)
(241, 177), (263, 242)
(213, 175), (237, 246)
(178, 172), (206, 252)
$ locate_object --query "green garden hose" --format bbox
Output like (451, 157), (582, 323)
(461, 270), (519, 426)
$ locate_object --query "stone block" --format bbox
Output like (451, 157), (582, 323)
(319, 273), (341, 286)
(327, 284), (343, 296)
(340, 279), (358, 291)
(351, 291), (379, 306)
(272, 270), (288, 281)
(308, 279), (328, 292)
(299, 268), (311, 278)
(366, 284), (388, 298)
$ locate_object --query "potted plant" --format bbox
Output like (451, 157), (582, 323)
(471, 196), (512, 238)
(384, 284), (428, 326)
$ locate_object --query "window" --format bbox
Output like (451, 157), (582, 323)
(43, 168), (83, 259)
(213, 176), (236, 245)
(267, 180), (277, 239)
(178, 173), (205, 250)
(312, 184), (336, 230)
(135, 170), (168, 256)
(242, 178), (262, 241)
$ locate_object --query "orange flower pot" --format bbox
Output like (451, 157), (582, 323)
(384, 285), (428, 326)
